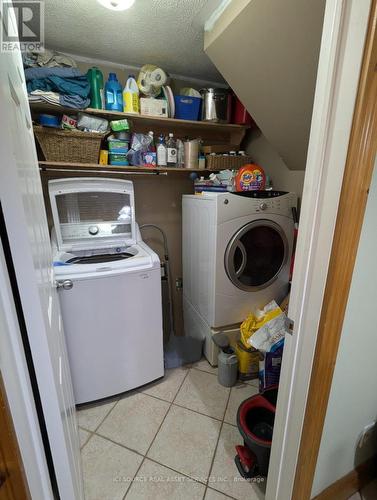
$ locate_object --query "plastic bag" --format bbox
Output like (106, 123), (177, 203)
(76, 112), (108, 133)
(126, 133), (153, 166)
(241, 300), (288, 391)
(248, 301), (286, 353)
(240, 301), (282, 349)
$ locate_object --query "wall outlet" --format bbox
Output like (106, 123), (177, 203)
(358, 421), (376, 448)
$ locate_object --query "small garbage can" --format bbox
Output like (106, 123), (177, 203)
(235, 387), (278, 478)
(218, 347), (238, 387)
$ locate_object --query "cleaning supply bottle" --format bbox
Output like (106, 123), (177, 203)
(87, 67), (104, 109)
(157, 134), (167, 167)
(123, 75), (140, 114)
(143, 131), (157, 167)
(105, 73), (123, 111)
(166, 133), (177, 167)
(177, 139), (185, 168)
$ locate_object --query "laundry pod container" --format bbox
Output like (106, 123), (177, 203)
(235, 387), (278, 478)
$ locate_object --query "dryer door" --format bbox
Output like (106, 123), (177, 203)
(225, 220), (288, 291)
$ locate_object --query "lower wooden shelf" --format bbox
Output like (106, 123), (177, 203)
(38, 161), (210, 174)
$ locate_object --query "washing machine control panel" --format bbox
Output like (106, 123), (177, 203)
(259, 202), (268, 211)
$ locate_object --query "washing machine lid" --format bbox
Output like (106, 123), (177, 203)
(49, 178), (137, 252)
(53, 243), (157, 277)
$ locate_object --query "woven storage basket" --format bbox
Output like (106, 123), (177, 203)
(206, 154), (253, 170)
(34, 126), (104, 163)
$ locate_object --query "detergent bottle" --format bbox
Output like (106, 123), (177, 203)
(87, 67), (104, 109)
(123, 75), (140, 114)
(105, 73), (123, 112)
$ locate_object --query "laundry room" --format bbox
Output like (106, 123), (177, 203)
(19, 0), (324, 498)
(4, 0), (373, 499)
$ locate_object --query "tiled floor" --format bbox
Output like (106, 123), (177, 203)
(347, 479), (377, 500)
(78, 360), (265, 500)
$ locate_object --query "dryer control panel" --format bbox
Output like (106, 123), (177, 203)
(216, 192), (297, 223)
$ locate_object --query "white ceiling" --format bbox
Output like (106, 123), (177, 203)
(44, 0), (224, 82)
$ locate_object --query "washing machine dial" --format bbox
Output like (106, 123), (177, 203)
(259, 202), (268, 211)
(88, 225), (99, 235)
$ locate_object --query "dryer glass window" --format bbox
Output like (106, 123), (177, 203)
(225, 221), (288, 291)
(55, 191), (133, 244)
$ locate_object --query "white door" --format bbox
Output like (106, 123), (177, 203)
(0, 9), (83, 500)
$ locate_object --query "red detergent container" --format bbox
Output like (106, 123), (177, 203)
(232, 94), (255, 126)
(235, 386), (278, 478)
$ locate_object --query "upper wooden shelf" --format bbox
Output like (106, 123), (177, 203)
(29, 103), (249, 147)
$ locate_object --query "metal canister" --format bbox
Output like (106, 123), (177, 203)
(200, 88), (232, 123)
(218, 347), (238, 387)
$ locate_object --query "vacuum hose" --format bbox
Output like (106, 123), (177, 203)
(139, 224), (175, 339)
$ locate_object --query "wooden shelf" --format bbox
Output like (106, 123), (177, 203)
(38, 161), (212, 174)
(29, 102), (249, 146)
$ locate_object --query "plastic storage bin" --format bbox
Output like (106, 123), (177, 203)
(174, 95), (201, 121)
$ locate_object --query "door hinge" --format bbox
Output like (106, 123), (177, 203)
(285, 317), (295, 336)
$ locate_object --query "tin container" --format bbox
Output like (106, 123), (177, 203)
(200, 88), (232, 123)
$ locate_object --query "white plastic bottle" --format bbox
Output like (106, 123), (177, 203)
(123, 75), (140, 114)
(157, 134), (167, 167)
(166, 133), (177, 167)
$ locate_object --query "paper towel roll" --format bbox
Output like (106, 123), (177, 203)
(150, 67), (167, 86)
(138, 65), (167, 97)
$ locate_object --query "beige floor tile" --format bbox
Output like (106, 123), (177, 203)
(126, 459), (205, 500)
(209, 423), (265, 500)
(205, 487), (233, 499)
(361, 478), (377, 499)
(142, 367), (189, 402)
(348, 494), (362, 500)
(147, 405), (221, 482)
(97, 393), (169, 455)
(244, 378), (259, 389)
(79, 427), (91, 448)
(224, 383), (259, 426)
(174, 369), (230, 420)
(81, 434), (143, 500)
(77, 400), (117, 431)
(192, 357), (218, 375)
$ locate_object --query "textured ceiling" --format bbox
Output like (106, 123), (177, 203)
(44, 0), (224, 82)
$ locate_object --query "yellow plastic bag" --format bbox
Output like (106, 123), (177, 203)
(240, 301), (283, 348)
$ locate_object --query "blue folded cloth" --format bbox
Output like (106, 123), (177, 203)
(59, 94), (90, 109)
(24, 66), (82, 80)
(27, 74), (90, 98)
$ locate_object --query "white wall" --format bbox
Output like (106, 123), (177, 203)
(312, 158), (377, 496)
(245, 130), (306, 202)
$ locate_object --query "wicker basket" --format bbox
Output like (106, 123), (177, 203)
(34, 126), (104, 163)
(206, 154), (253, 170)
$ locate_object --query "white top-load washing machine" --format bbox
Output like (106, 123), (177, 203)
(182, 191), (296, 363)
(50, 178), (164, 404)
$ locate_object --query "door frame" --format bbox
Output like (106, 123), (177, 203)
(292, 0), (377, 497)
(266, 0), (375, 498)
(0, 237), (53, 499)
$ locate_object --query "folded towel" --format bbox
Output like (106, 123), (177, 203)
(27, 74), (90, 99)
(23, 50), (77, 68)
(25, 67), (83, 81)
(28, 90), (90, 109)
(59, 94), (90, 109)
(28, 90), (60, 105)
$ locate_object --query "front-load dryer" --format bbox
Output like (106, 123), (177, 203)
(49, 178), (164, 404)
(182, 191), (296, 352)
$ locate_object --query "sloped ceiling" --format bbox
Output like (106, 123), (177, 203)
(44, 0), (224, 82)
(205, 0), (326, 170)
